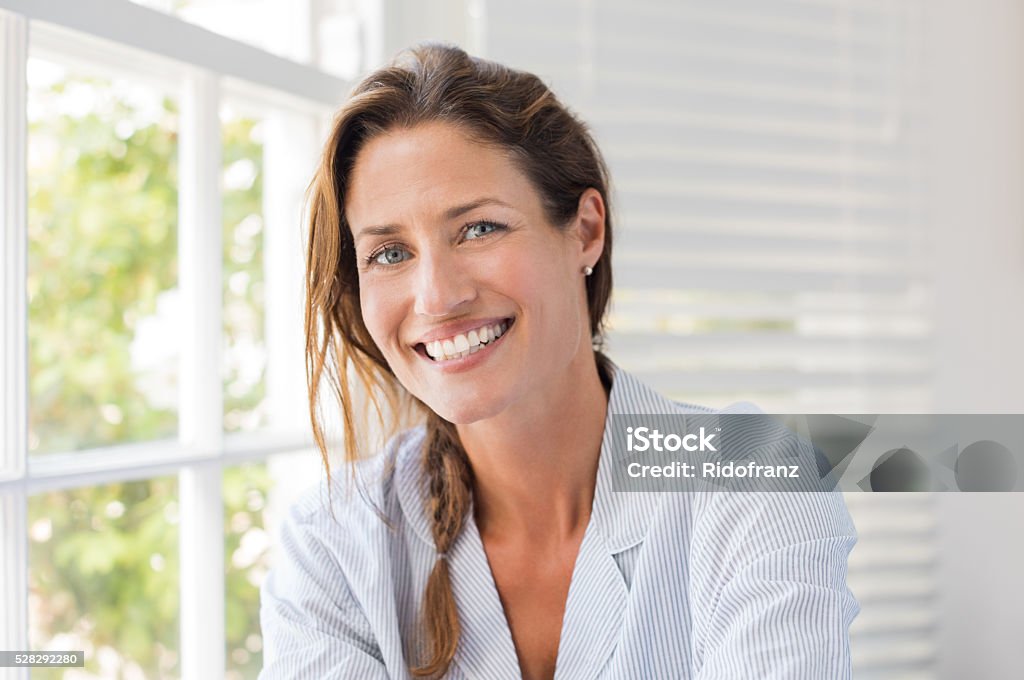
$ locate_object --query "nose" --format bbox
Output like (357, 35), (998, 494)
(413, 248), (477, 317)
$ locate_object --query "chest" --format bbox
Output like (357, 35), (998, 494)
(483, 537), (584, 680)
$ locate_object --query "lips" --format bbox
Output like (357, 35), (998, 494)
(413, 316), (515, 362)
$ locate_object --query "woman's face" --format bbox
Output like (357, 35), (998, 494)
(346, 121), (601, 424)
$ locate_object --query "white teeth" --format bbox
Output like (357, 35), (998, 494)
(422, 318), (513, 362)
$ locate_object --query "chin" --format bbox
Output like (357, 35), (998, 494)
(396, 364), (508, 423)
(428, 397), (504, 425)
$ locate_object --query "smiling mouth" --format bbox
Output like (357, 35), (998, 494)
(414, 317), (515, 362)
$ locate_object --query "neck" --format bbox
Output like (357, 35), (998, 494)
(456, 352), (610, 544)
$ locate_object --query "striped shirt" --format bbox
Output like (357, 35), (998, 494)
(259, 362), (859, 679)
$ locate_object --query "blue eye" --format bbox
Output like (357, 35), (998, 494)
(464, 221), (504, 240)
(364, 221), (507, 269)
(370, 244), (411, 266)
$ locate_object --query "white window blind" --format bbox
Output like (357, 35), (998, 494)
(481, 0), (936, 677)
(484, 0), (931, 412)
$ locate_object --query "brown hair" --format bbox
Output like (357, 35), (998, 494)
(304, 42), (614, 677)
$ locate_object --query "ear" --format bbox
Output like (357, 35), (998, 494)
(573, 187), (606, 268)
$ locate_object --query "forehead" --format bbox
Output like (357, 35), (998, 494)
(345, 121), (538, 228)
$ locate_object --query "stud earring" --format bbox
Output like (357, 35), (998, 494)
(582, 265), (594, 276)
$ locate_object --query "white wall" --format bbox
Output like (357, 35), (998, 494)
(928, 1), (1024, 413)
(936, 495), (1024, 677)
(927, 0), (1024, 677)
(381, 0), (473, 61)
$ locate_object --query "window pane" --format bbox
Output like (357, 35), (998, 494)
(28, 477), (180, 678)
(224, 452), (321, 679)
(27, 57), (179, 455)
(222, 105), (267, 433)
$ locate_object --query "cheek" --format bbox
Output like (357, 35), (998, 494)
(503, 248), (578, 325)
(358, 282), (402, 353)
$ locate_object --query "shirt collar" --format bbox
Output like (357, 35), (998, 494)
(395, 360), (685, 554)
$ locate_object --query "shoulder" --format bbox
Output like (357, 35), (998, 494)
(628, 376), (855, 543)
(279, 425), (428, 550)
(261, 427), (428, 676)
(672, 398), (763, 415)
(262, 426), (428, 631)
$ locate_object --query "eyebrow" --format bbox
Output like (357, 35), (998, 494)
(353, 197), (514, 244)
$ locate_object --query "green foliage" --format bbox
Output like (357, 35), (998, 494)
(224, 463), (274, 677)
(27, 82), (180, 454)
(222, 115), (268, 433)
(28, 71), (274, 679)
(29, 479), (181, 679)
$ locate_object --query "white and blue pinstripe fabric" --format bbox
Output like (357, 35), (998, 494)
(259, 362), (859, 679)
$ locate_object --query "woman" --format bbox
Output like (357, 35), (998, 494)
(259, 43), (859, 680)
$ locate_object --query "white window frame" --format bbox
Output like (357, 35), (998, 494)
(0, 1), (349, 677)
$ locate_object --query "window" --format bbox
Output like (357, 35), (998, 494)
(26, 55), (181, 456)
(0, 1), (361, 676)
(28, 477), (182, 678)
(128, 0), (383, 79)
